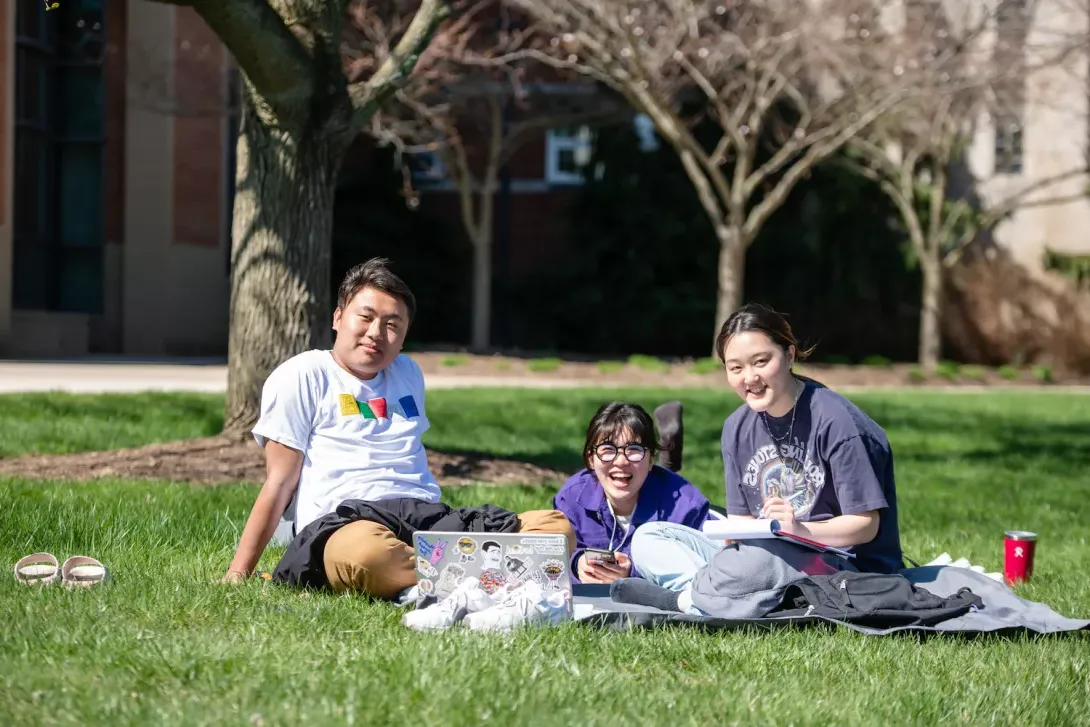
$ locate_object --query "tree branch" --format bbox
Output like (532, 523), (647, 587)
(148, 0), (318, 118)
(348, 0), (453, 132)
(741, 90), (905, 243)
(943, 167), (1090, 267)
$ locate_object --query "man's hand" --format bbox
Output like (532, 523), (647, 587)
(577, 552), (633, 584)
(223, 441), (303, 580)
(219, 569), (249, 585)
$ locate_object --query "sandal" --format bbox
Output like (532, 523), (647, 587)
(14, 552), (61, 586)
(60, 556), (109, 588)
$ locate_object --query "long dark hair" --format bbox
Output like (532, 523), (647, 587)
(582, 402), (659, 469)
(715, 303), (817, 370)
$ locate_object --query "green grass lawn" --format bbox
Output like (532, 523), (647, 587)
(1, 389), (1088, 726)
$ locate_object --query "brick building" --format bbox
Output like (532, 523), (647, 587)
(1, 0), (1088, 358)
(0, 0), (591, 357)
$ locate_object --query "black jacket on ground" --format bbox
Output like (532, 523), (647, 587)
(272, 498), (519, 591)
(772, 570), (983, 627)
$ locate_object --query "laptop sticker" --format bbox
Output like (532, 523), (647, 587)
(416, 557), (437, 579)
(435, 563), (466, 596)
(504, 555), (531, 580)
(456, 537), (477, 563)
(418, 579), (434, 595)
(478, 568), (506, 595)
(518, 537), (566, 555)
(480, 541), (502, 569)
(418, 535), (448, 566)
(540, 559), (566, 590)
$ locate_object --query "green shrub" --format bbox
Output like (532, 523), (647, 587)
(688, 357), (721, 375)
(961, 365), (986, 381)
(527, 357), (562, 373)
(936, 361), (960, 381)
(997, 365), (1021, 381)
(861, 355), (893, 368)
(596, 361), (625, 374)
(1033, 364), (1054, 384)
(627, 354), (670, 373)
(441, 354), (468, 367)
(908, 367), (927, 384)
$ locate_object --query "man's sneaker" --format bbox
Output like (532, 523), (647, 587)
(401, 577), (493, 631)
(463, 581), (571, 633)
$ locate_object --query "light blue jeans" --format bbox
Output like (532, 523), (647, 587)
(630, 522), (725, 592)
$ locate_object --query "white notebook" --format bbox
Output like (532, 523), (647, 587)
(701, 518), (855, 559)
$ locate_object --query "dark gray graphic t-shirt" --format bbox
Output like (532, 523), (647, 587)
(722, 381), (903, 574)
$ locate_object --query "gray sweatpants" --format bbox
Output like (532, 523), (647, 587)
(631, 522), (854, 619)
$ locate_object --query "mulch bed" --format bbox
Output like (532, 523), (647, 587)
(0, 435), (567, 487)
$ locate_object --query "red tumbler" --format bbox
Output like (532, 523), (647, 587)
(1003, 530), (1037, 585)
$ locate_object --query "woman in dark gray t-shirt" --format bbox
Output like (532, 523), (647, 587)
(717, 305), (903, 574)
(627, 304), (903, 612)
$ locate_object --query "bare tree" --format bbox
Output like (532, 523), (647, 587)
(143, 0), (456, 435)
(847, 0), (1090, 369)
(499, 0), (915, 346)
(352, 2), (627, 350)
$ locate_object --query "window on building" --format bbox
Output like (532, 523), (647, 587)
(545, 126), (593, 184)
(994, 114), (1024, 174)
(407, 150), (447, 187)
(633, 114), (660, 152)
(994, 0), (1028, 175)
(13, 0), (106, 313)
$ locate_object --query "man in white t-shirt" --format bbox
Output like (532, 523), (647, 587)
(221, 258), (574, 598)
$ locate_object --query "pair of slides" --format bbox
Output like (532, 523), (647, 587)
(13, 552), (109, 588)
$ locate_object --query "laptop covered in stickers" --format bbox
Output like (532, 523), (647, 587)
(412, 531), (573, 599)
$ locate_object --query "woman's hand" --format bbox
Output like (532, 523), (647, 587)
(760, 497), (797, 525)
(577, 552), (633, 584)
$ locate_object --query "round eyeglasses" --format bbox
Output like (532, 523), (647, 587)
(593, 442), (648, 463)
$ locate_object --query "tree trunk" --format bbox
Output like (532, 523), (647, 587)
(713, 223), (747, 353)
(470, 228), (493, 351)
(918, 254), (943, 371)
(919, 160), (947, 372)
(223, 100), (347, 436)
(468, 166), (496, 352)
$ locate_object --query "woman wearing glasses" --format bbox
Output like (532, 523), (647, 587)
(553, 402), (711, 584)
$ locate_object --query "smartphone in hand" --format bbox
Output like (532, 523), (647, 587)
(584, 548), (618, 566)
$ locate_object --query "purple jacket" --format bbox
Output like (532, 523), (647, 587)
(553, 465), (711, 582)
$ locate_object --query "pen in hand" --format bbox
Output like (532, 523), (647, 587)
(759, 488), (806, 519)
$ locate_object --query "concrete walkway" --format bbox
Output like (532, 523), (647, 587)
(1, 360), (1087, 394)
(0, 360), (607, 394)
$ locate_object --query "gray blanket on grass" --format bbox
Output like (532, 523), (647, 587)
(572, 566), (1090, 636)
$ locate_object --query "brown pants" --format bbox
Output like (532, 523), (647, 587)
(323, 510), (576, 599)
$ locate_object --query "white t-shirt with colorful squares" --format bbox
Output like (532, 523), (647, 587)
(253, 350), (441, 530)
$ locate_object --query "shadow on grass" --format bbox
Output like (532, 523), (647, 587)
(431, 394), (1090, 479)
(863, 400), (1090, 472)
(429, 446), (583, 477)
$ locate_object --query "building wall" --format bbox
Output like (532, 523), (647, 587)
(100, 0), (128, 353)
(121, 2), (229, 356)
(970, 0), (1090, 270)
(409, 120), (584, 277)
(0, 0), (12, 354)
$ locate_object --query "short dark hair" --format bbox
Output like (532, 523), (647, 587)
(583, 402), (660, 470)
(337, 257), (416, 321)
(714, 303), (815, 365)
(482, 541), (500, 552)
